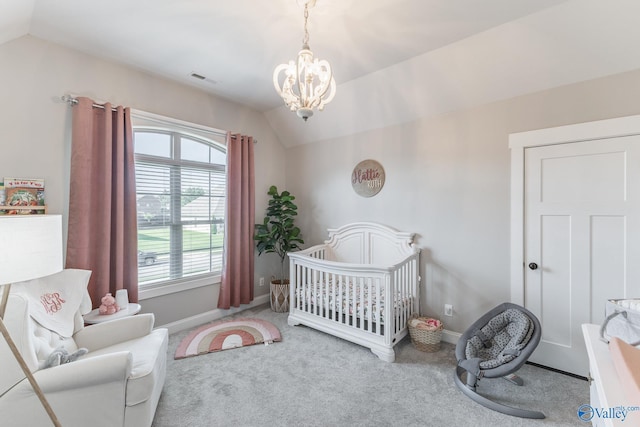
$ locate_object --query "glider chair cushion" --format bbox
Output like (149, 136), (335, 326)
(0, 270), (168, 427)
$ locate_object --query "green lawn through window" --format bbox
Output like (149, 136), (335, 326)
(138, 227), (223, 253)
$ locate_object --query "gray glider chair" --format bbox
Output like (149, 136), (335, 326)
(454, 302), (545, 419)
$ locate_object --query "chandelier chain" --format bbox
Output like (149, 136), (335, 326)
(303, 4), (309, 46)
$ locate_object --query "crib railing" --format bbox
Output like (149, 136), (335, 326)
(295, 266), (388, 335)
(392, 254), (420, 336)
(289, 245), (420, 345)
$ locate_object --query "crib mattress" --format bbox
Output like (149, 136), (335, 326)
(296, 282), (410, 323)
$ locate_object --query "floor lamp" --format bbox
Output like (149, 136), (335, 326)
(0, 215), (64, 427)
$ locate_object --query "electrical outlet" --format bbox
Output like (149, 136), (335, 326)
(259, 277), (265, 287)
(444, 304), (453, 317)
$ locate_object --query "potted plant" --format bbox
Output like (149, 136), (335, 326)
(255, 185), (304, 312)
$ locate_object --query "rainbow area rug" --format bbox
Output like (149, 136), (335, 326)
(174, 318), (281, 359)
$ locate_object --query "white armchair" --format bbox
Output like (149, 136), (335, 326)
(0, 270), (168, 427)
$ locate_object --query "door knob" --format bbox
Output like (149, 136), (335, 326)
(528, 262), (538, 270)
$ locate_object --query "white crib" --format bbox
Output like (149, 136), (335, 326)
(287, 222), (421, 362)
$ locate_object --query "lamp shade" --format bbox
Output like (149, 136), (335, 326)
(0, 215), (63, 284)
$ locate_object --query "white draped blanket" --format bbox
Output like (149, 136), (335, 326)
(12, 269), (92, 337)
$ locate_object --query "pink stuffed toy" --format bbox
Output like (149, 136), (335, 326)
(98, 292), (120, 315)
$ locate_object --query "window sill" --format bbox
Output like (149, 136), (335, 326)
(139, 274), (221, 300)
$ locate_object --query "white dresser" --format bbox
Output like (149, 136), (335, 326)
(582, 324), (634, 427)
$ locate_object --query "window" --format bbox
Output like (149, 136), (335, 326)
(134, 125), (226, 295)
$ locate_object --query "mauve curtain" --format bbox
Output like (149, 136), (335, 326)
(218, 132), (255, 309)
(66, 97), (138, 307)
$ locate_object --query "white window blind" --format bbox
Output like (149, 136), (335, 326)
(134, 127), (226, 288)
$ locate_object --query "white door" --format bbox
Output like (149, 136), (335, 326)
(524, 136), (640, 377)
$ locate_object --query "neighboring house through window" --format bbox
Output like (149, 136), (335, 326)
(133, 113), (226, 298)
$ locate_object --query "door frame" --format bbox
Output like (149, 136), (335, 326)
(509, 115), (640, 305)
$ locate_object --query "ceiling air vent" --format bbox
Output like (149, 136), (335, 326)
(190, 72), (216, 85)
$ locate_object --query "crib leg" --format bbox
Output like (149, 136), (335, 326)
(371, 347), (395, 363)
(287, 316), (301, 327)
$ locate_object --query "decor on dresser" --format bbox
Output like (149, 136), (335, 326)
(255, 186), (304, 312)
(174, 318), (281, 359)
(600, 299), (640, 346)
(0, 215), (64, 426)
(273, 0), (336, 121)
(351, 159), (385, 197)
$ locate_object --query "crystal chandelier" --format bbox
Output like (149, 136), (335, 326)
(273, 0), (336, 121)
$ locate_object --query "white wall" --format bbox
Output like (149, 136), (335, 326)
(0, 35), (286, 325)
(284, 68), (640, 333)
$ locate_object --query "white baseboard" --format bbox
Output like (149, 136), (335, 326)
(441, 329), (461, 345)
(160, 294), (270, 334)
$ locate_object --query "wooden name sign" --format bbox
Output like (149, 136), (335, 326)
(351, 159), (385, 197)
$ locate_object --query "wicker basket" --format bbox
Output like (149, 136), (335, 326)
(408, 315), (443, 352)
(270, 280), (290, 313)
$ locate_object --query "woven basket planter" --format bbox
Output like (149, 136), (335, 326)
(408, 315), (443, 352)
(270, 280), (290, 313)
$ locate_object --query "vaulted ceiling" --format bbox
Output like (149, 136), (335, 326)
(3, 0), (640, 146)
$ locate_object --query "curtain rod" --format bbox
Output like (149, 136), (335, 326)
(60, 95), (256, 143)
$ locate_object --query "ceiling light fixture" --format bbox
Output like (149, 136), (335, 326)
(273, 0), (336, 121)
